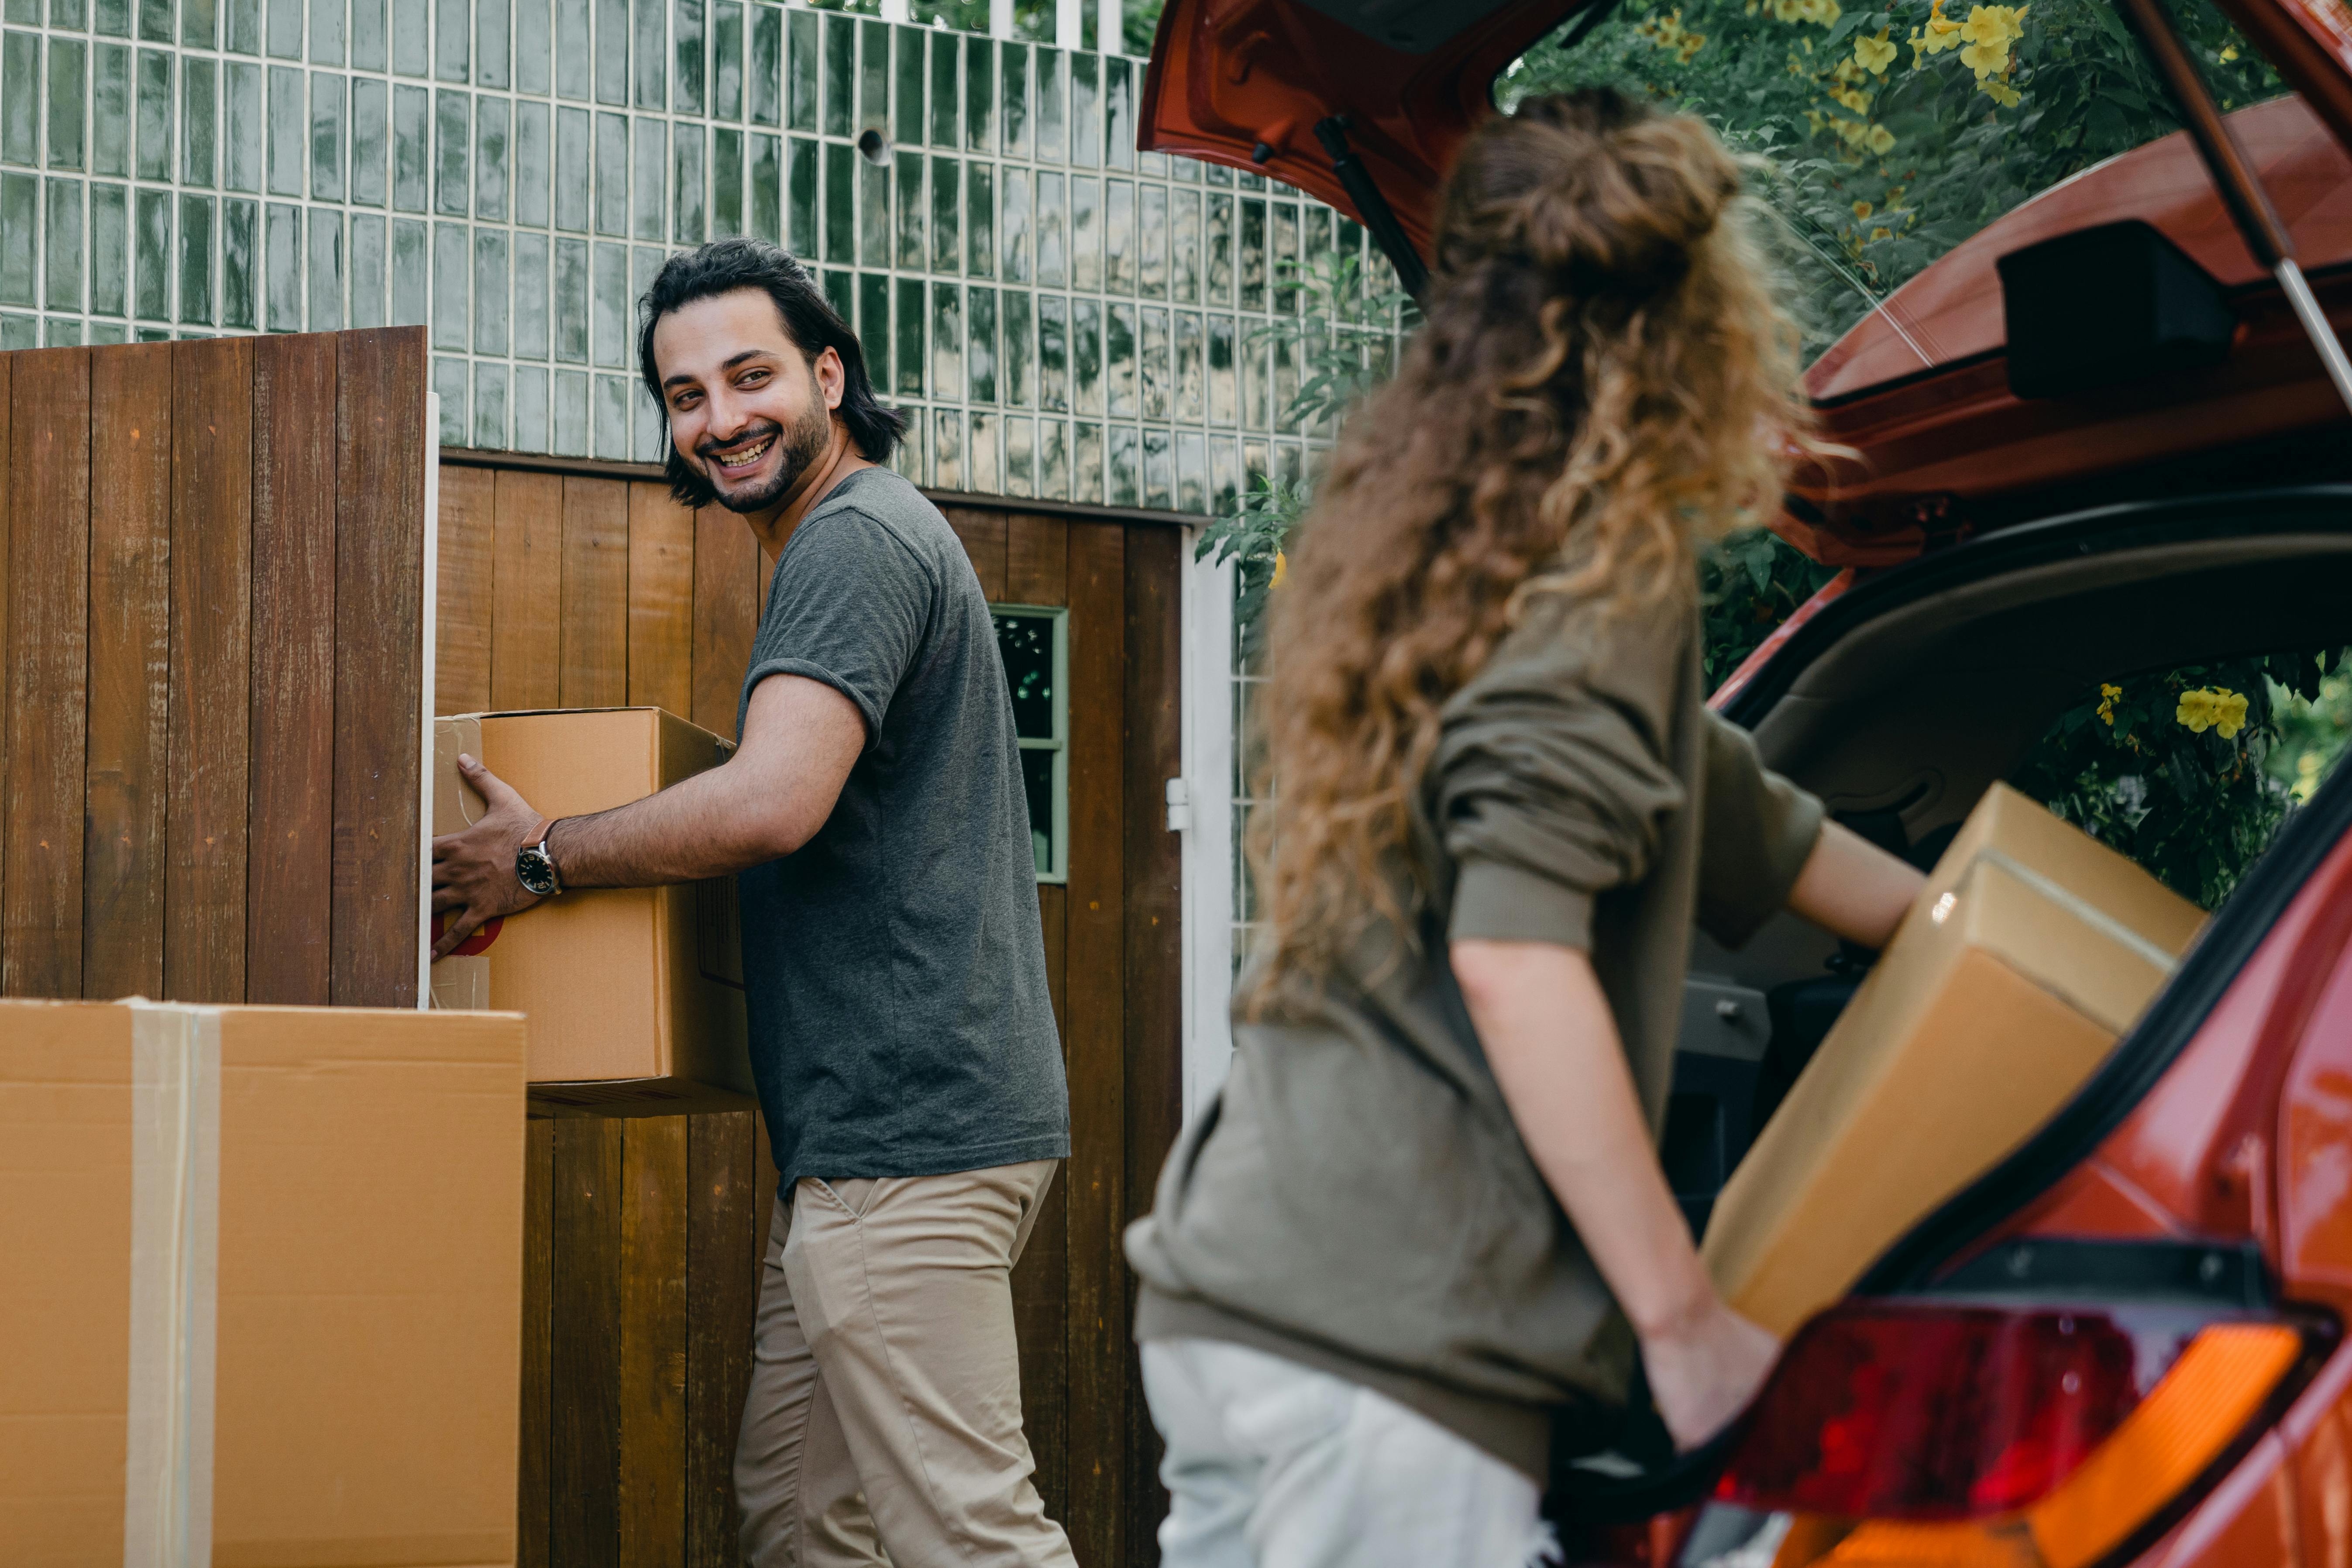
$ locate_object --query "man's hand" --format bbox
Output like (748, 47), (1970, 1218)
(430, 754), (552, 960)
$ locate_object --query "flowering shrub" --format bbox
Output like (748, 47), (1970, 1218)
(2011, 654), (2345, 908)
(1500, 0), (2282, 352)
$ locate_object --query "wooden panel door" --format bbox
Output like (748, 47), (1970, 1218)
(942, 504), (1185, 1568)
(0, 327), (430, 1008)
(443, 472), (1184, 1568)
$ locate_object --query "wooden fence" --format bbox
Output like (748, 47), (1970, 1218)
(0, 328), (428, 1007)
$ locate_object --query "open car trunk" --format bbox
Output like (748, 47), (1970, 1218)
(1595, 484), (2352, 1509)
(1671, 484), (2352, 1227)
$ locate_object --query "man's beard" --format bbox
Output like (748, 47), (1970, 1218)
(701, 394), (834, 515)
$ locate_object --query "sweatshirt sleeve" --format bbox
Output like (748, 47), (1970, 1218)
(1436, 613), (1687, 951)
(1695, 708), (1826, 949)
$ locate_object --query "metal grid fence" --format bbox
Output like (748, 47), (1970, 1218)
(0, 0), (1382, 512)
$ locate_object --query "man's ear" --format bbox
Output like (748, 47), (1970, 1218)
(815, 345), (846, 410)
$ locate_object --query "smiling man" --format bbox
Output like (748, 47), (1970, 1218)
(430, 239), (1075, 1568)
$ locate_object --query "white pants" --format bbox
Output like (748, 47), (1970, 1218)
(1142, 1338), (1556, 1568)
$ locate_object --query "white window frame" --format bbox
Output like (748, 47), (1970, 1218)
(992, 603), (1069, 886)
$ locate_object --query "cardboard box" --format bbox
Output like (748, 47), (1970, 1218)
(432, 707), (753, 1111)
(0, 997), (527, 1566)
(1701, 784), (2206, 1337)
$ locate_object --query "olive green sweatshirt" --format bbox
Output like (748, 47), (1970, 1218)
(1125, 586), (1826, 1479)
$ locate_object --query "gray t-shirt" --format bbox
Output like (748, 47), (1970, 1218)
(735, 466), (1068, 1187)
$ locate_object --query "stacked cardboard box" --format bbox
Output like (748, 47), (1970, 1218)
(432, 707), (754, 1112)
(0, 998), (528, 1564)
(1703, 784), (2209, 1337)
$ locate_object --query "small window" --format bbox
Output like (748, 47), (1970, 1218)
(993, 606), (1067, 884)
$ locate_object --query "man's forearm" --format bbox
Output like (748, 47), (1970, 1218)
(543, 764), (794, 889)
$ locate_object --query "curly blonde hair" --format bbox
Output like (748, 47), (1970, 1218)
(1252, 87), (1810, 994)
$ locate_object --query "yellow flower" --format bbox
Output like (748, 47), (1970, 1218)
(1269, 550), (1287, 589)
(1855, 30), (1898, 72)
(2296, 750), (2323, 801)
(1832, 84), (1873, 112)
(2097, 683), (2123, 726)
(1865, 122), (1897, 152)
(2176, 687), (2249, 738)
(2220, 42), (2239, 60)
(1960, 35), (2011, 76)
(1852, 199), (1874, 219)
(1977, 76), (2021, 105)
(1870, 224), (1892, 240)
(1915, 0), (1965, 55)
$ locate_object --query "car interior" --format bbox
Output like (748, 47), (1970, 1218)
(1664, 493), (2352, 1234)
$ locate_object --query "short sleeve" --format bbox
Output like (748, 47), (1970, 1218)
(1695, 709), (1826, 949)
(741, 506), (935, 747)
(1437, 614), (1686, 951)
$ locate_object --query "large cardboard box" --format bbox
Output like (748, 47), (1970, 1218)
(432, 707), (753, 1111)
(1702, 784), (2207, 1337)
(0, 998), (527, 1566)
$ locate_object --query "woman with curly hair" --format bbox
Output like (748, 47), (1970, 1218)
(1125, 88), (1925, 1565)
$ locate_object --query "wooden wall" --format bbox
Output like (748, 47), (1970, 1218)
(440, 458), (1185, 1567)
(0, 328), (429, 1008)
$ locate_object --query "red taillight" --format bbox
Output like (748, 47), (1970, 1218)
(1718, 1307), (2139, 1521)
(1685, 1302), (2309, 1568)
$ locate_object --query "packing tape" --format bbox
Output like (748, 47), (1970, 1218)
(124, 1001), (219, 1568)
(1969, 849), (2183, 975)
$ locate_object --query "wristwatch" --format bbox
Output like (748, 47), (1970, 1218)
(516, 827), (564, 897)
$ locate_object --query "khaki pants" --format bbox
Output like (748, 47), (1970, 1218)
(733, 1158), (1078, 1568)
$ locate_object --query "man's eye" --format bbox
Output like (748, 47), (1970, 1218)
(739, 369), (768, 385)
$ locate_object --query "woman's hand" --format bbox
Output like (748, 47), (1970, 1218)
(1640, 1299), (1782, 1452)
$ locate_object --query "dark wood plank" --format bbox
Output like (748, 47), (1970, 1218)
(553, 1114), (627, 1568)
(1013, 1134), (1071, 1533)
(1007, 514), (1069, 607)
(1015, 880), (1070, 1528)
(628, 481), (698, 721)
(561, 477), (632, 708)
(83, 344), (172, 1001)
(1122, 527), (1185, 1566)
(1062, 520), (1127, 1568)
(687, 1109), (758, 1568)
(332, 327), (428, 1007)
(436, 461), (497, 714)
(166, 337), (254, 1004)
(4, 347), (91, 999)
(521, 1114), (557, 1568)
(620, 1114), (691, 1568)
(247, 331), (339, 1007)
(492, 469), (566, 711)
(691, 508), (758, 743)
(946, 505), (1008, 601)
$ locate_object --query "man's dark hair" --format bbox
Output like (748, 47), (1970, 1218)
(638, 237), (905, 507)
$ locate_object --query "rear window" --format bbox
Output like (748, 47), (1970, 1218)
(2009, 646), (2352, 909)
(1499, 0), (2285, 355)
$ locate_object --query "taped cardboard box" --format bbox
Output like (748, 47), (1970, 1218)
(1701, 784), (2207, 1338)
(0, 998), (527, 1567)
(433, 707), (753, 1113)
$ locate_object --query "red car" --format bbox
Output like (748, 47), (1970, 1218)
(1142, 2), (2352, 1563)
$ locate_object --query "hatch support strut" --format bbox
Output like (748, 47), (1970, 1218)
(1313, 117), (1430, 304)
(2116, 0), (2352, 416)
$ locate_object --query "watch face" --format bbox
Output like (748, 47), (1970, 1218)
(516, 844), (558, 896)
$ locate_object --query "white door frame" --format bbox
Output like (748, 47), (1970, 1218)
(1176, 534), (1236, 1123)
